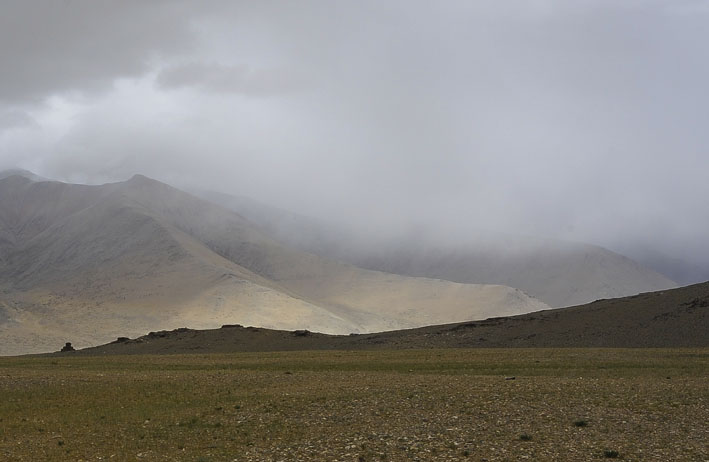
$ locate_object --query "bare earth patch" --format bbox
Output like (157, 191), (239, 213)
(0, 349), (707, 461)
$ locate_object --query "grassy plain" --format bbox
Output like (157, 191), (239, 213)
(0, 349), (707, 461)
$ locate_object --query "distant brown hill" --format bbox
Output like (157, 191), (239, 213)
(76, 281), (709, 354)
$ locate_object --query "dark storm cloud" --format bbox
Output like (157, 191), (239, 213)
(0, 0), (194, 103)
(1, 0), (708, 280)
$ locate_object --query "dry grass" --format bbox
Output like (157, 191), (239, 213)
(0, 348), (707, 461)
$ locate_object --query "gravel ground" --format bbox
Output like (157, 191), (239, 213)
(0, 349), (707, 461)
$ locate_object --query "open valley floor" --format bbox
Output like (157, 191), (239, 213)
(1, 348), (707, 461)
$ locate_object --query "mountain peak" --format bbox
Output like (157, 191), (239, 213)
(127, 173), (153, 183)
(121, 174), (171, 190)
(0, 168), (48, 182)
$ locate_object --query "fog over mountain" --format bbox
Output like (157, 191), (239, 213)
(1, 1), (708, 283)
(1, 172), (552, 355)
(196, 189), (676, 308)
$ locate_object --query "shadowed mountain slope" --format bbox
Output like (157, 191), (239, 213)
(198, 192), (677, 308)
(75, 281), (709, 355)
(0, 172), (547, 355)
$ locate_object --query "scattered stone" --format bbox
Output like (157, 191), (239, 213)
(292, 329), (311, 337)
(682, 297), (709, 309)
(504, 376), (516, 380)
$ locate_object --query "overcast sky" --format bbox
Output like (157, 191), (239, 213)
(1, 0), (708, 273)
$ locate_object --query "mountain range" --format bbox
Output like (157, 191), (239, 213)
(0, 172), (545, 355)
(0, 171), (679, 355)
